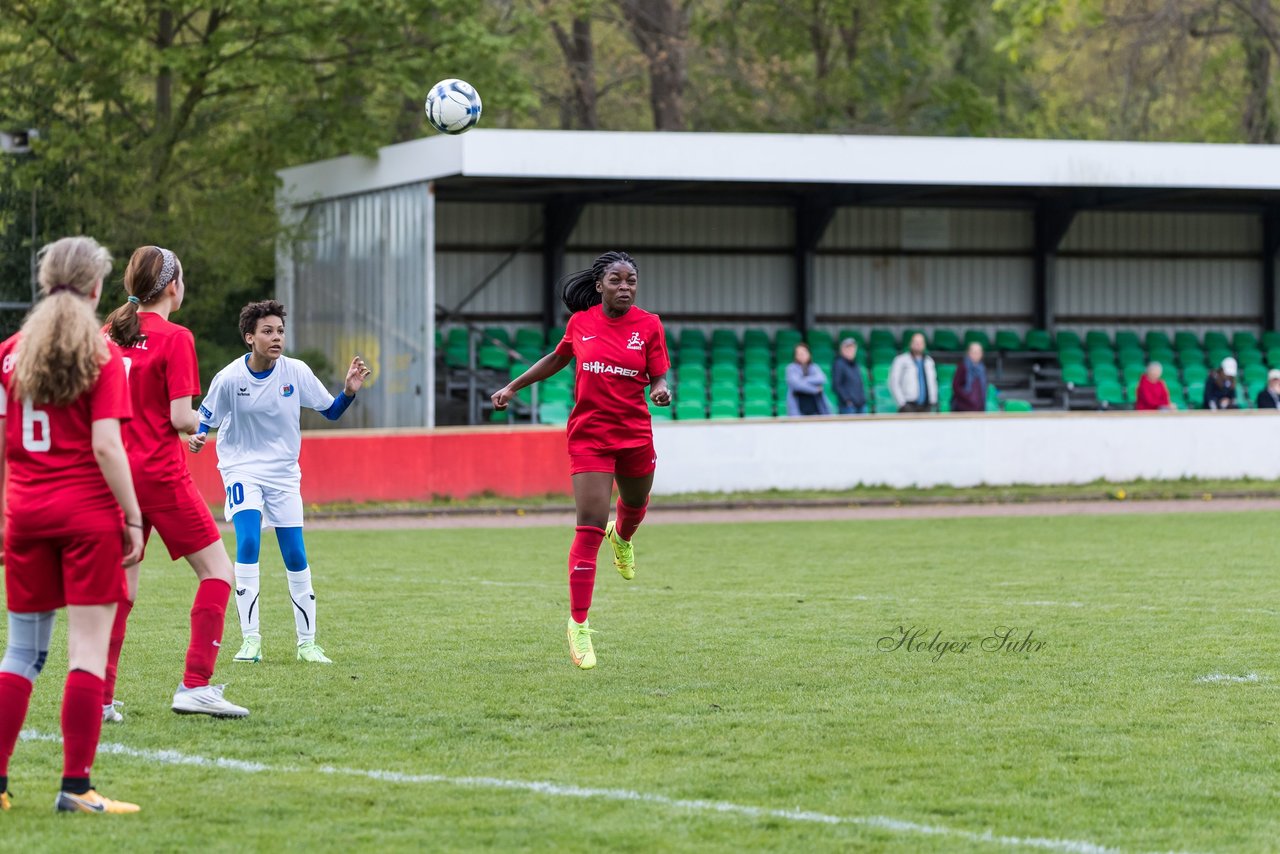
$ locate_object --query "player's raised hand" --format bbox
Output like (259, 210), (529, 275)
(189, 433), (208, 454)
(649, 382), (671, 406)
(345, 356), (372, 395)
(492, 385), (515, 411)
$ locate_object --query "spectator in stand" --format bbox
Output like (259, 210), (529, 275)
(889, 333), (937, 413)
(950, 342), (988, 412)
(1257, 369), (1280, 409)
(785, 343), (831, 416)
(831, 338), (866, 415)
(1204, 357), (1239, 410)
(1135, 362), (1174, 411)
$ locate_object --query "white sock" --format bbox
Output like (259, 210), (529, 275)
(234, 562), (260, 638)
(287, 567), (316, 644)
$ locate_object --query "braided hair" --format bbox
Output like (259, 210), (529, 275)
(561, 251), (637, 313)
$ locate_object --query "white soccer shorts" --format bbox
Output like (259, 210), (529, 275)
(222, 480), (305, 528)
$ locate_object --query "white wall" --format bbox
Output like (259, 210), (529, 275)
(650, 412), (1279, 493)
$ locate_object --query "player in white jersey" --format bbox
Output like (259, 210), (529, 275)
(190, 300), (370, 664)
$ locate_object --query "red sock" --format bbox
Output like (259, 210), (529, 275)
(615, 497), (649, 542)
(62, 670), (104, 780)
(183, 579), (230, 689)
(0, 673), (34, 778)
(103, 598), (133, 705)
(568, 525), (605, 623)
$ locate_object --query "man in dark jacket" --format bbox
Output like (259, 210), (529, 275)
(1204, 357), (1239, 410)
(950, 342), (988, 412)
(832, 338), (866, 414)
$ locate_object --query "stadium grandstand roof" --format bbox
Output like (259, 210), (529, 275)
(278, 129), (1280, 209)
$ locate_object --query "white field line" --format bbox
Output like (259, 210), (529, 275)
(1193, 673), (1260, 684)
(16, 730), (1158, 854)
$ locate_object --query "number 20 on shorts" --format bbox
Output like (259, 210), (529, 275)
(226, 482), (245, 507)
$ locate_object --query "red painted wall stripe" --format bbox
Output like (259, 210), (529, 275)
(186, 427), (572, 504)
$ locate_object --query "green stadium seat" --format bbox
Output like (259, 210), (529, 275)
(648, 403), (673, 420)
(477, 345), (509, 371)
(871, 363), (891, 384)
(709, 380), (740, 400)
(1267, 348), (1280, 368)
(538, 402), (570, 424)
(1264, 331), (1280, 351)
(1203, 331), (1230, 351)
(1174, 331), (1201, 350)
(1092, 364), (1120, 384)
(1003, 399), (1033, 412)
(1096, 380), (1125, 406)
(873, 386), (897, 414)
(775, 329), (803, 352)
(679, 349), (708, 370)
(1148, 347), (1176, 368)
(709, 399), (739, 420)
(513, 327), (543, 350)
(1186, 380), (1205, 407)
(1164, 378), (1184, 400)
(1114, 330), (1141, 352)
(515, 343), (543, 365)
(711, 344), (739, 362)
(1237, 347), (1264, 368)
(709, 363), (738, 385)
(1085, 330), (1111, 350)
(1145, 331), (1172, 352)
(711, 329), (738, 350)
(1122, 364), (1146, 386)
(743, 349), (771, 368)
(674, 399), (707, 420)
(1117, 344), (1144, 364)
(445, 327), (468, 348)
(1025, 329), (1053, 351)
(1207, 349), (1232, 370)
(932, 329), (962, 351)
(678, 329), (708, 351)
(869, 328), (896, 350)
(548, 325), (566, 345)
(1087, 347), (1115, 367)
(677, 381), (706, 403)
(743, 379), (772, 400)
(489, 406), (509, 423)
(1125, 378), (1139, 401)
(1181, 364), (1209, 384)
(1058, 349), (1086, 367)
(937, 363), (957, 384)
(962, 329), (992, 349)
(1178, 346), (1206, 367)
(810, 348), (836, 369)
(743, 398), (774, 418)
(676, 365), (706, 386)
(807, 329), (835, 352)
(1233, 331), (1260, 352)
(537, 384), (573, 406)
(1244, 364), (1268, 391)
(743, 363), (771, 385)
(742, 328), (771, 349)
(994, 329), (1022, 351)
(1054, 330), (1082, 352)
(870, 347), (896, 367)
(1062, 364), (1089, 385)
(482, 327), (510, 347)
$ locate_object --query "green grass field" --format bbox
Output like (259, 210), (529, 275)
(3, 511), (1279, 851)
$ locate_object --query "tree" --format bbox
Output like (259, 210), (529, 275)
(617, 0), (692, 129)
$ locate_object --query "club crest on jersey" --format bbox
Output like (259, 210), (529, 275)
(581, 360), (640, 377)
(280, 383), (295, 397)
(626, 332), (643, 351)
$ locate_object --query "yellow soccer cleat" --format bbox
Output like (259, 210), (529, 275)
(567, 618), (597, 670)
(54, 789), (140, 814)
(604, 521), (635, 581)
(1, 790), (11, 811)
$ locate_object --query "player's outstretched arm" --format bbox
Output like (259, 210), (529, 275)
(493, 351), (573, 410)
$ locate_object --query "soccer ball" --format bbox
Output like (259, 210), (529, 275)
(425, 79), (482, 135)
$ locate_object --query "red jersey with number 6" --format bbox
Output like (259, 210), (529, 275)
(0, 333), (132, 537)
(102, 313), (202, 502)
(553, 305), (669, 455)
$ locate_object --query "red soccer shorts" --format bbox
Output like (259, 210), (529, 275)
(5, 528), (127, 612)
(569, 441), (658, 478)
(139, 476), (222, 561)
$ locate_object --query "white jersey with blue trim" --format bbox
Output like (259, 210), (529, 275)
(198, 354), (334, 492)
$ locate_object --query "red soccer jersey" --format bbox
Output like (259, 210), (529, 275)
(0, 333), (132, 536)
(105, 313), (202, 502)
(553, 305), (669, 454)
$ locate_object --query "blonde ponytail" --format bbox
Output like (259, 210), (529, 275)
(16, 236), (112, 406)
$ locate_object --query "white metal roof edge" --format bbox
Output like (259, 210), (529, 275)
(276, 129), (1280, 205)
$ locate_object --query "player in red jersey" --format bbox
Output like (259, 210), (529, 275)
(0, 236), (143, 814)
(101, 246), (248, 720)
(492, 251), (670, 670)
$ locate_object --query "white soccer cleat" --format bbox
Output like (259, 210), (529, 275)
(102, 701), (123, 723)
(171, 683), (249, 718)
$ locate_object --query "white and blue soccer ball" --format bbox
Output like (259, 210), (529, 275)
(425, 79), (482, 135)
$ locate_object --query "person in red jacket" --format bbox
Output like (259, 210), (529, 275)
(0, 236), (143, 814)
(1135, 362), (1174, 411)
(492, 251), (670, 671)
(102, 246), (248, 720)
